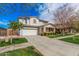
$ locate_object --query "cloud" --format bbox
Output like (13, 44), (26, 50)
(0, 21), (4, 24)
(0, 21), (7, 25)
(38, 3), (64, 23)
(0, 19), (9, 25)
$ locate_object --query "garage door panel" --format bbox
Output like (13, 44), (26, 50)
(20, 29), (37, 35)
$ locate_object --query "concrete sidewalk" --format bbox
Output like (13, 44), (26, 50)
(0, 36), (24, 41)
(0, 42), (31, 53)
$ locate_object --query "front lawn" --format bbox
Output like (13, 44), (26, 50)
(0, 46), (43, 56)
(48, 34), (63, 38)
(60, 35), (79, 44)
(48, 34), (73, 38)
(0, 38), (28, 47)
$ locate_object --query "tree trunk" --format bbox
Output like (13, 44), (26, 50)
(10, 37), (12, 43)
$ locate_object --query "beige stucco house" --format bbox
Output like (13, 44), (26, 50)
(19, 16), (71, 36)
(19, 16), (56, 36)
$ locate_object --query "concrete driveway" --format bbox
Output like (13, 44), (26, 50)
(26, 35), (79, 56)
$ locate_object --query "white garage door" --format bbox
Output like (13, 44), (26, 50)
(20, 29), (38, 36)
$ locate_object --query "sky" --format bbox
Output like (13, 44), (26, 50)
(0, 3), (79, 28)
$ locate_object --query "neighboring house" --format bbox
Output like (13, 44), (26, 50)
(0, 27), (7, 36)
(0, 28), (18, 36)
(19, 16), (71, 36)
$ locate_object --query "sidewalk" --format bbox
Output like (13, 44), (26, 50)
(0, 35), (24, 41)
(0, 42), (31, 53)
(50, 33), (79, 40)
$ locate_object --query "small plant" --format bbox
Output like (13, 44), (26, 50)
(42, 32), (53, 36)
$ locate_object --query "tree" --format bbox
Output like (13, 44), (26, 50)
(9, 21), (23, 31)
(53, 4), (76, 35)
(9, 21), (23, 43)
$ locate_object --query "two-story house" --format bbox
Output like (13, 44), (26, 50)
(18, 16), (72, 36)
(19, 16), (56, 36)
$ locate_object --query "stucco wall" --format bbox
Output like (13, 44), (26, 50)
(29, 17), (47, 26)
(19, 19), (26, 25)
(19, 17), (47, 26)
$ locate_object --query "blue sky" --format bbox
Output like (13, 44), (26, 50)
(0, 3), (46, 28)
(0, 3), (77, 28)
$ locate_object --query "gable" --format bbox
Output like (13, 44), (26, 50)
(43, 24), (55, 28)
(45, 24), (53, 27)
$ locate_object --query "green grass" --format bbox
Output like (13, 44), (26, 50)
(48, 34), (73, 38)
(60, 35), (79, 44)
(0, 46), (43, 56)
(0, 38), (28, 47)
(48, 34), (63, 38)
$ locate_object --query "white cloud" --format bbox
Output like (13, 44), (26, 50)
(0, 21), (4, 24)
(0, 21), (8, 25)
(39, 3), (64, 23)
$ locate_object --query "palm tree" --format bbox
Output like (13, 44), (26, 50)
(9, 21), (23, 43)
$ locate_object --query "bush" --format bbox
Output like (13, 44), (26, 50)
(41, 32), (54, 36)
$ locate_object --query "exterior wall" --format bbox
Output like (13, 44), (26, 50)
(0, 29), (18, 36)
(39, 21), (45, 25)
(0, 29), (7, 36)
(7, 29), (18, 36)
(29, 17), (48, 26)
(38, 27), (44, 35)
(30, 17), (39, 26)
(19, 19), (26, 25)
(19, 17), (48, 26)
(27, 19), (30, 25)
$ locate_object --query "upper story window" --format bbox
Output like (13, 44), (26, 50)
(33, 19), (37, 23)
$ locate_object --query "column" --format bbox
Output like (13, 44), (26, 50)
(44, 27), (46, 32)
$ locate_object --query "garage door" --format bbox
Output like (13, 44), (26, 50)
(20, 29), (38, 36)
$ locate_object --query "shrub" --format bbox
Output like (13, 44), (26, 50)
(41, 32), (54, 36)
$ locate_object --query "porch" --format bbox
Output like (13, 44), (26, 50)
(38, 27), (55, 35)
(38, 23), (72, 36)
